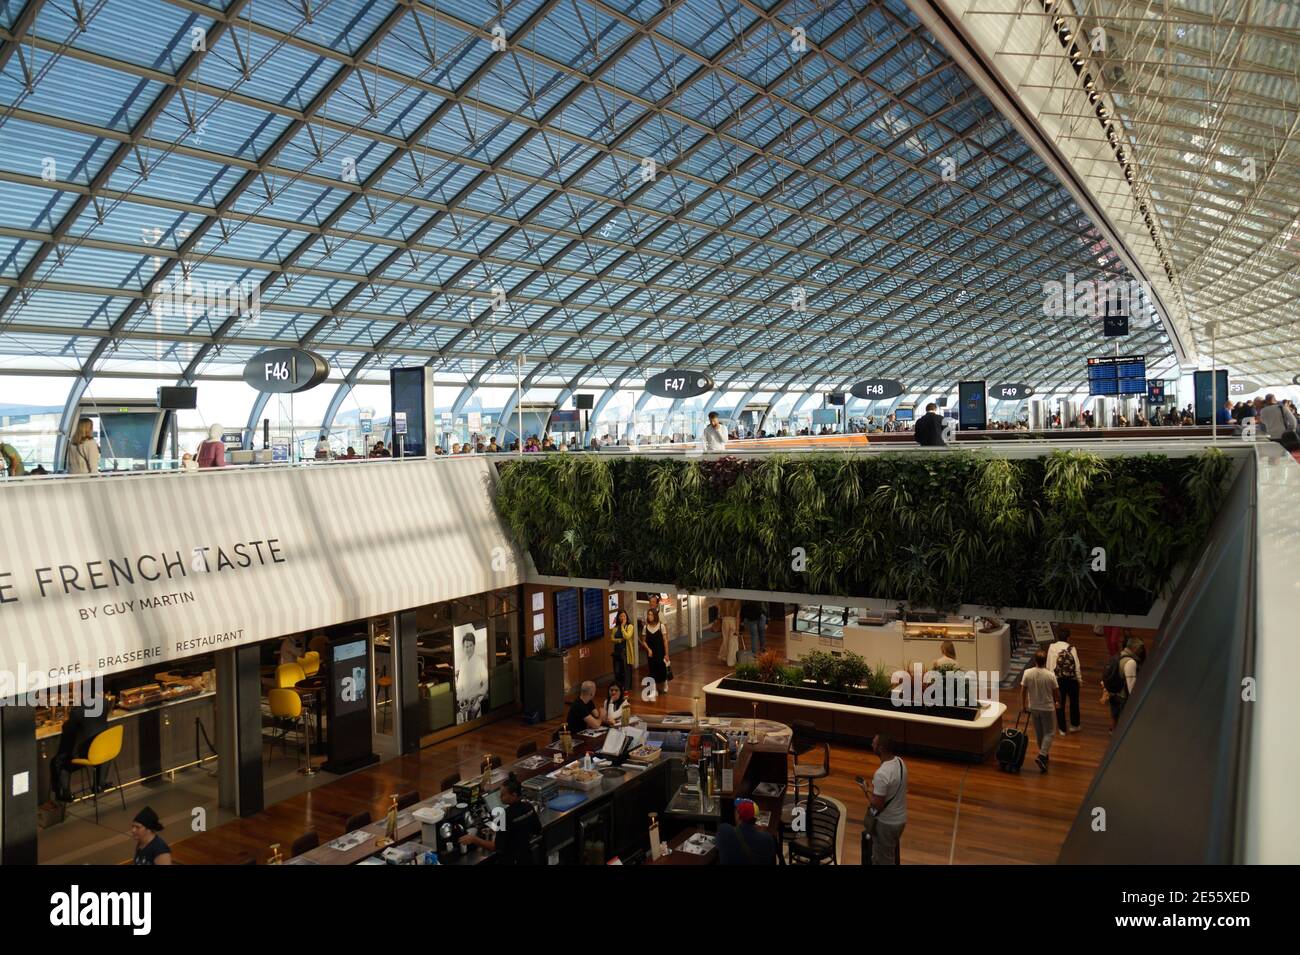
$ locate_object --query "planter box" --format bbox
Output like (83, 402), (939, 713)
(707, 677), (1002, 762)
(717, 677), (982, 722)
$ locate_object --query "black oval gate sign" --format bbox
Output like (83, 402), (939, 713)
(849, 378), (904, 401)
(989, 382), (1033, 401)
(242, 348), (330, 394)
(644, 369), (714, 399)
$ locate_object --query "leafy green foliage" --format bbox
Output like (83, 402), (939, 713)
(494, 450), (1233, 615)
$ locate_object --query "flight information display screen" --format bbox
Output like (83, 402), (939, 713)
(1087, 355), (1147, 395)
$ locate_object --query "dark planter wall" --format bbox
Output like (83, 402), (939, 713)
(494, 449), (1231, 616)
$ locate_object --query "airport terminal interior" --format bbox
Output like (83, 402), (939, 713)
(0, 0), (1295, 872)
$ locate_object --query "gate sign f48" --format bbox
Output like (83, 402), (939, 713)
(990, 382), (1033, 401)
(849, 378), (904, 401)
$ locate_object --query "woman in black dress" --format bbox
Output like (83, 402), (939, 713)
(640, 608), (670, 697)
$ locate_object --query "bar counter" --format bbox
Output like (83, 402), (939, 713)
(35, 678), (217, 803)
(289, 716), (791, 866)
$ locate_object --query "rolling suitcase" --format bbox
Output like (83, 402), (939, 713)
(996, 711), (1031, 772)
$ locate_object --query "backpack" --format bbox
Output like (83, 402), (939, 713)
(1053, 646), (1077, 681)
(1102, 652), (1133, 696)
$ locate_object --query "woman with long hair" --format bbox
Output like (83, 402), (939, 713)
(609, 608), (634, 690)
(66, 418), (100, 475)
(640, 607), (670, 696)
(602, 683), (628, 726)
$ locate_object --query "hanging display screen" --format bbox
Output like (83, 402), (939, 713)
(1087, 355), (1147, 395)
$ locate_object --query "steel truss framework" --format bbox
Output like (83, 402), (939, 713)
(0, 0), (1179, 430)
(964, 0), (1299, 380)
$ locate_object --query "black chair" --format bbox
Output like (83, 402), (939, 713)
(516, 740), (538, 759)
(439, 773), (460, 792)
(345, 811), (371, 833)
(786, 797), (840, 865)
(487, 754), (503, 770)
(788, 720), (830, 811)
(290, 831), (319, 857)
(395, 790), (419, 810)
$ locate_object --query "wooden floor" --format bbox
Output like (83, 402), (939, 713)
(173, 624), (1127, 865)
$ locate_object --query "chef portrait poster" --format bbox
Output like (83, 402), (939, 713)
(453, 622), (489, 723)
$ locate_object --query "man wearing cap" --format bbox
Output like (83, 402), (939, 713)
(130, 807), (172, 865)
(716, 799), (776, 865)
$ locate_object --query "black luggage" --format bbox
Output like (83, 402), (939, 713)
(996, 711), (1031, 772)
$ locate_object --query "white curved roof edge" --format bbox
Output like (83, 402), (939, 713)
(903, 0), (1196, 367)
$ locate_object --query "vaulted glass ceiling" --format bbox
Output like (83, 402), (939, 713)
(0, 0), (1170, 403)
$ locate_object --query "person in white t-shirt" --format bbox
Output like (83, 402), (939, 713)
(865, 733), (907, 864)
(702, 412), (728, 452)
(1020, 650), (1061, 773)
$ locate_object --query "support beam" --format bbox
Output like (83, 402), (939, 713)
(54, 375), (90, 473)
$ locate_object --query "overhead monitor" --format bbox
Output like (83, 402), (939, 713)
(894, 406), (914, 422)
(1087, 355), (1147, 396)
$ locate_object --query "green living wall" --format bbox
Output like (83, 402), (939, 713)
(493, 449), (1232, 616)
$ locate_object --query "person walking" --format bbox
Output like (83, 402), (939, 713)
(609, 609), (634, 691)
(717, 598), (741, 666)
(66, 417), (100, 474)
(1102, 636), (1146, 730)
(863, 733), (907, 864)
(1045, 628), (1082, 733)
(640, 608), (670, 697)
(1020, 650), (1061, 772)
(740, 600), (767, 654)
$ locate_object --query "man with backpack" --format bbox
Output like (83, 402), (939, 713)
(1045, 627), (1082, 733)
(1102, 636), (1146, 730)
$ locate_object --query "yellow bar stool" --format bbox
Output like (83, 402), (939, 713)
(298, 652), (321, 678)
(276, 662), (306, 688)
(70, 725), (126, 822)
(267, 688), (304, 767)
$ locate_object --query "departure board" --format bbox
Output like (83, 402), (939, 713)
(1087, 355), (1147, 395)
(555, 588), (581, 649)
(582, 588), (605, 641)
